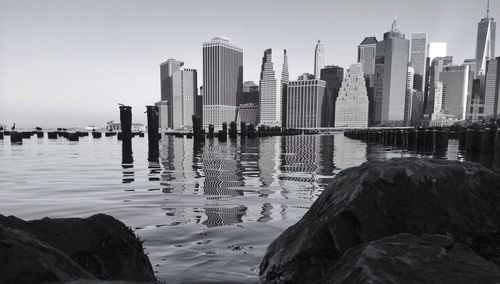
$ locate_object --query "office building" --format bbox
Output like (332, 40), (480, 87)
(425, 56), (453, 115)
(373, 19), (410, 125)
(404, 66), (415, 126)
(424, 42), (447, 113)
(242, 81), (259, 105)
(411, 33), (427, 91)
(155, 100), (169, 130)
(475, 2), (496, 75)
(286, 77), (326, 128)
(358, 37), (378, 87)
(314, 40), (325, 79)
(411, 91), (424, 126)
(159, 59), (198, 129)
(259, 49), (289, 127)
(334, 63), (369, 128)
(440, 65), (473, 120)
(484, 57), (500, 120)
(320, 65), (344, 127)
(202, 37), (243, 130)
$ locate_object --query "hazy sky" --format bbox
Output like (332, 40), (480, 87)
(0, 0), (498, 128)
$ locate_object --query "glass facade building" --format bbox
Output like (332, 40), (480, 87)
(202, 37), (243, 131)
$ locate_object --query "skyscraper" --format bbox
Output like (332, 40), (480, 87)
(202, 37), (243, 130)
(238, 81), (259, 125)
(411, 33), (427, 91)
(373, 19), (410, 125)
(159, 59), (198, 130)
(424, 42), (447, 114)
(475, 1), (496, 75)
(484, 57), (500, 120)
(259, 49), (289, 127)
(314, 40), (325, 79)
(286, 76), (326, 128)
(358, 37), (378, 87)
(404, 66), (415, 126)
(425, 56), (453, 115)
(440, 65), (473, 120)
(320, 65), (344, 127)
(334, 63), (369, 128)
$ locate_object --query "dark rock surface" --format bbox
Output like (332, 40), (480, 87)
(0, 225), (95, 284)
(0, 213), (156, 283)
(260, 158), (500, 283)
(325, 233), (500, 284)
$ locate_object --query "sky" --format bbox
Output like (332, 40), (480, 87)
(0, 0), (498, 128)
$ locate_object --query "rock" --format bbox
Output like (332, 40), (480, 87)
(0, 225), (95, 283)
(0, 213), (156, 282)
(324, 233), (500, 284)
(260, 158), (500, 283)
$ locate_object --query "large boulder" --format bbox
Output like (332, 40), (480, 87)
(260, 158), (500, 283)
(325, 233), (500, 284)
(0, 213), (156, 282)
(0, 225), (95, 284)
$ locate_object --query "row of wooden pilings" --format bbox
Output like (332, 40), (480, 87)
(344, 128), (450, 155)
(2, 129), (145, 143)
(344, 128), (500, 157)
(166, 118), (311, 143)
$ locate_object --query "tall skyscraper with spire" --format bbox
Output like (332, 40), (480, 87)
(314, 40), (325, 79)
(202, 37), (243, 130)
(259, 48), (289, 127)
(475, 0), (496, 75)
(373, 19), (410, 125)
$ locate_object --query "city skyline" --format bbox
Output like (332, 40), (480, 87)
(0, 0), (499, 127)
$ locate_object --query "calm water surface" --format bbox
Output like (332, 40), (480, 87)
(0, 133), (461, 283)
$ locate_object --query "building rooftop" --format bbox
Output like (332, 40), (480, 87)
(360, 37), (378, 45)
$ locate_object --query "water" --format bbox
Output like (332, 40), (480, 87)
(0, 133), (461, 283)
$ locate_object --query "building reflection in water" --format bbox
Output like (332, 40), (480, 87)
(259, 137), (282, 188)
(201, 139), (244, 197)
(155, 134), (367, 228)
(202, 205), (247, 227)
(121, 140), (134, 183)
(334, 134), (368, 171)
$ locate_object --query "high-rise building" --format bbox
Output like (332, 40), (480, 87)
(373, 19), (410, 125)
(440, 65), (473, 120)
(358, 37), (378, 87)
(334, 63), (369, 128)
(475, 1), (496, 75)
(238, 81), (259, 125)
(404, 66), (415, 126)
(484, 57), (500, 120)
(242, 81), (259, 105)
(411, 33), (427, 91)
(314, 40), (325, 79)
(424, 42), (447, 114)
(320, 65), (344, 127)
(286, 76), (326, 128)
(202, 37), (243, 130)
(411, 91), (424, 127)
(425, 56), (453, 115)
(159, 59), (198, 130)
(259, 49), (289, 127)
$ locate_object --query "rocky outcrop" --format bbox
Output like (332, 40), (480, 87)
(260, 158), (500, 283)
(0, 225), (95, 283)
(0, 213), (156, 283)
(325, 233), (500, 284)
